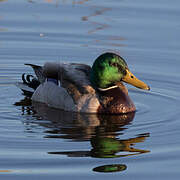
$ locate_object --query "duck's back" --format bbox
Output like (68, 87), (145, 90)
(32, 62), (101, 113)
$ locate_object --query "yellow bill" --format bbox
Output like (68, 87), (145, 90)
(122, 69), (150, 90)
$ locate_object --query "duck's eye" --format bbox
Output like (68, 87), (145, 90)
(131, 76), (134, 79)
(110, 62), (118, 67)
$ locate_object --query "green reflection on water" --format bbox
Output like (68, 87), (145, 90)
(93, 164), (127, 173)
(15, 97), (150, 173)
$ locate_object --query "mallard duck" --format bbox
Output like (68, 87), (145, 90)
(16, 52), (150, 114)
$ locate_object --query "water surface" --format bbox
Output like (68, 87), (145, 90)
(0, 0), (180, 179)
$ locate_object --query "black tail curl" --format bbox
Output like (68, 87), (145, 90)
(22, 73), (40, 90)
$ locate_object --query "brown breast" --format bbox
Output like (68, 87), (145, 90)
(97, 83), (136, 114)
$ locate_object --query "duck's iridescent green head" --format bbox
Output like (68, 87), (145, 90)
(90, 52), (150, 90)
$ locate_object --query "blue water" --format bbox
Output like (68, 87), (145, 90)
(0, 0), (180, 179)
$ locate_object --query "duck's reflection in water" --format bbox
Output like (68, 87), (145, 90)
(15, 98), (150, 173)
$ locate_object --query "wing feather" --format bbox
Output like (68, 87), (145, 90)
(43, 62), (95, 95)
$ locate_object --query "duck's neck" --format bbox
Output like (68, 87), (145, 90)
(97, 82), (136, 114)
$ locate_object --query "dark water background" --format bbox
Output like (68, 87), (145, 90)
(0, 0), (180, 179)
